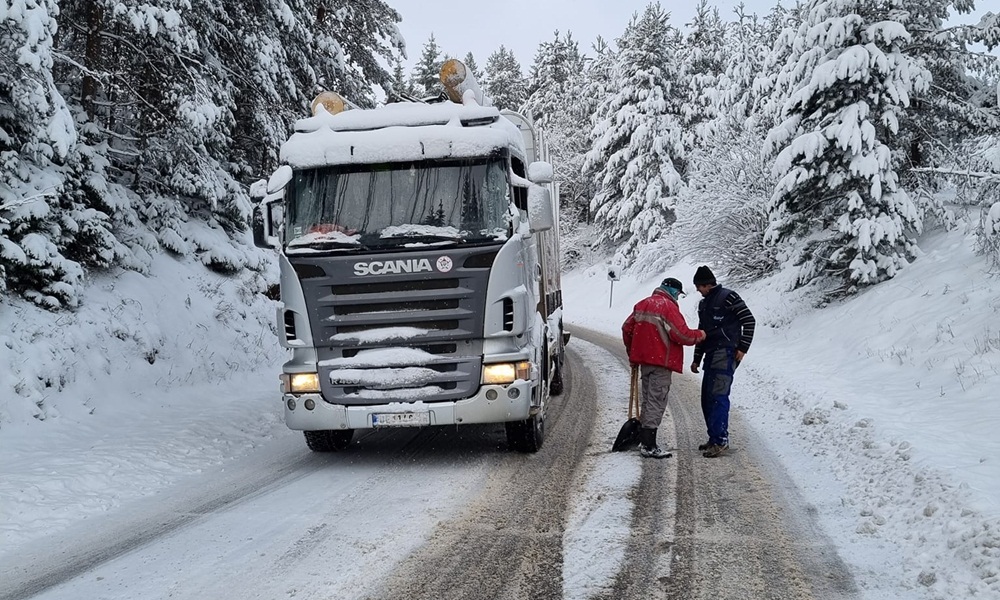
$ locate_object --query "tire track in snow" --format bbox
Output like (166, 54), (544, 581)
(365, 343), (598, 600)
(572, 325), (860, 600)
(559, 332), (649, 599)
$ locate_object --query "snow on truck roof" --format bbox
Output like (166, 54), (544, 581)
(279, 100), (527, 169)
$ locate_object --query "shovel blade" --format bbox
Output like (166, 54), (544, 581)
(611, 417), (641, 452)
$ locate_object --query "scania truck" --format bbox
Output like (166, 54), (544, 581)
(252, 59), (566, 453)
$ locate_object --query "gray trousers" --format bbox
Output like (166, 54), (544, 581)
(639, 365), (673, 429)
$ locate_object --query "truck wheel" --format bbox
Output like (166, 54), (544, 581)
(549, 361), (564, 396)
(304, 429), (354, 452)
(505, 413), (544, 453)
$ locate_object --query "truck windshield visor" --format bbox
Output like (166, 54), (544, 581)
(284, 154), (510, 251)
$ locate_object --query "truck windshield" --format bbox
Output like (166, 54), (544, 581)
(284, 155), (510, 251)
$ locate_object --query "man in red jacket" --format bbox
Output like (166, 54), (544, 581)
(622, 277), (706, 458)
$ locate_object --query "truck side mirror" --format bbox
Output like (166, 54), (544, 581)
(252, 200), (284, 249)
(252, 203), (270, 248)
(527, 185), (554, 233)
(527, 161), (553, 184)
(250, 179), (271, 249)
(250, 178), (285, 250)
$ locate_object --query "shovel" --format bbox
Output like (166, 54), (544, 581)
(611, 364), (642, 452)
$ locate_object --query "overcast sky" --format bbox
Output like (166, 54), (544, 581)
(387, 1), (994, 75)
(388, 0), (778, 71)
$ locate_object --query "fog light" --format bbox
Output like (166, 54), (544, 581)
(287, 398), (296, 410)
(485, 389), (498, 400)
(304, 398), (316, 410)
(508, 387), (520, 399)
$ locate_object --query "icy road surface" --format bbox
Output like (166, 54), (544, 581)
(1, 335), (855, 600)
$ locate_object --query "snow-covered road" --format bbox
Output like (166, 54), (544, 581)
(569, 327), (858, 600)
(3, 423), (498, 600)
(2, 335), (863, 600)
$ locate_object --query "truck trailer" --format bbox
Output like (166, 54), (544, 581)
(252, 59), (566, 453)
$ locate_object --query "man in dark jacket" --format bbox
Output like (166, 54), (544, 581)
(690, 265), (755, 458)
(623, 277), (706, 458)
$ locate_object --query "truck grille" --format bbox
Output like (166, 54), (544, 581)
(292, 247), (495, 405)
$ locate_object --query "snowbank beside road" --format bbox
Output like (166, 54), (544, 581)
(0, 250), (285, 550)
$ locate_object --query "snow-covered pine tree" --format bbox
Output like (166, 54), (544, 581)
(753, 3), (804, 132)
(943, 10), (1000, 263)
(195, 0), (317, 183)
(765, 0), (929, 291)
(309, 0), (404, 105)
(55, 0), (284, 275)
(560, 36), (616, 269)
(583, 36), (616, 121)
(1, 0), (405, 308)
(874, 3), (968, 231)
(463, 52), (483, 83)
(585, 3), (686, 261)
(571, 36), (616, 224)
(390, 57), (416, 99)
(483, 46), (526, 111)
(523, 31), (585, 126)
(521, 31), (591, 223)
(892, 1), (999, 229)
(709, 5), (772, 132)
(967, 15), (1000, 264)
(1, 0), (76, 307)
(0, 0), (130, 308)
(973, 130), (1000, 265)
(672, 5), (781, 283)
(411, 34), (445, 97)
(896, 0), (982, 172)
(679, 0), (726, 146)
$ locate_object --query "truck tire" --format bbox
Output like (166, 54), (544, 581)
(303, 429), (354, 452)
(549, 360), (564, 396)
(505, 413), (544, 453)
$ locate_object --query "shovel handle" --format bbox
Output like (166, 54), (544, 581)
(629, 364), (640, 420)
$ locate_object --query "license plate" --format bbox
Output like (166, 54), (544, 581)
(372, 412), (430, 427)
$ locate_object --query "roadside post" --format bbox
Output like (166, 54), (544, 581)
(607, 267), (620, 308)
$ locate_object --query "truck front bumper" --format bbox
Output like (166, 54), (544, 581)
(283, 380), (534, 431)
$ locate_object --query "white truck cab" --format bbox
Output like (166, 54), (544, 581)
(252, 59), (566, 453)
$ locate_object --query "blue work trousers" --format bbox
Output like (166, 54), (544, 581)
(701, 347), (737, 446)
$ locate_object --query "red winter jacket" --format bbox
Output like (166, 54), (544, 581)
(622, 289), (706, 373)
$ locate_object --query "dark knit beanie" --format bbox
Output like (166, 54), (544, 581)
(693, 265), (716, 286)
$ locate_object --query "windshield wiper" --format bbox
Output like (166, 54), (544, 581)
(381, 234), (465, 245)
(462, 234), (506, 243)
(288, 240), (367, 252)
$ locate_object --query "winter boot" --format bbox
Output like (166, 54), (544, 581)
(639, 428), (671, 459)
(702, 444), (729, 458)
(638, 427), (654, 449)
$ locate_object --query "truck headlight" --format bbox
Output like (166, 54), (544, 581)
(283, 372), (320, 394)
(482, 361), (530, 385)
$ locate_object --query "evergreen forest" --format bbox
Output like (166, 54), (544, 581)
(3, 0), (999, 309)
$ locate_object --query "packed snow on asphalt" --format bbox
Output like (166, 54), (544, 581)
(2, 231), (999, 599)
